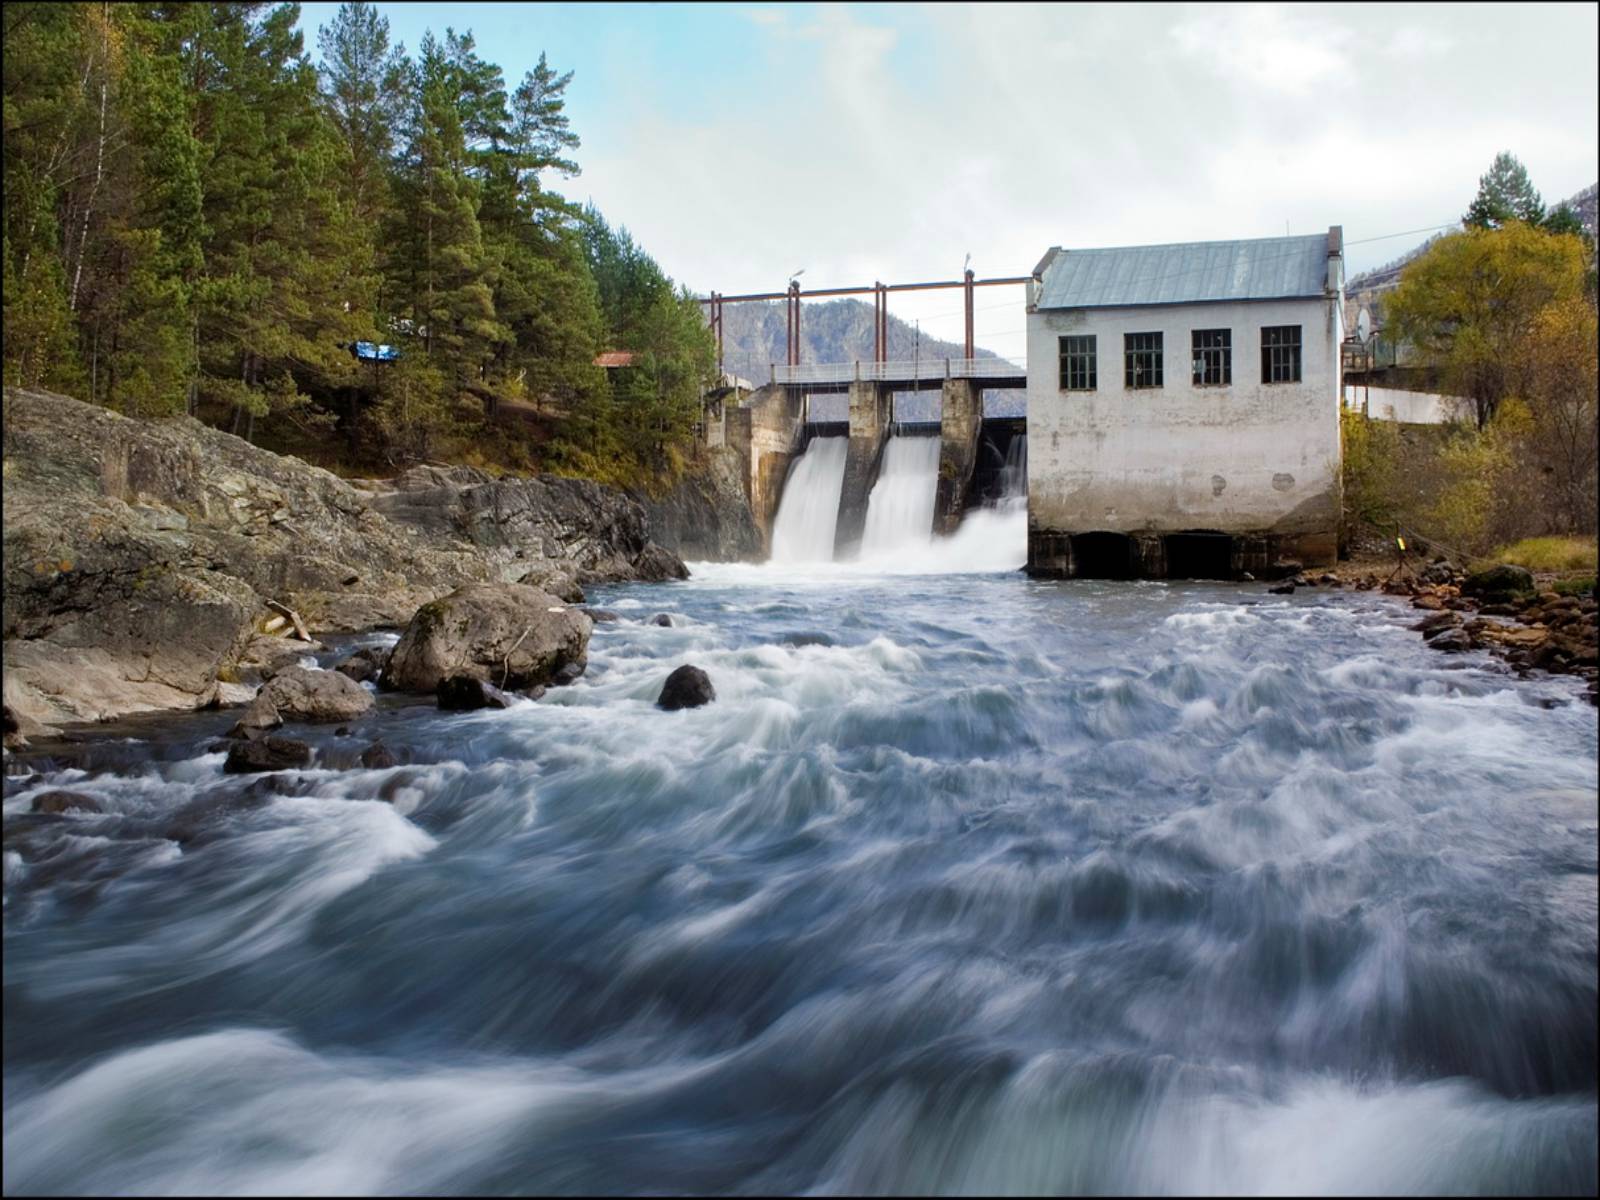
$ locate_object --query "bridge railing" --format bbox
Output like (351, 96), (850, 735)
(771, 357), (1026, 386)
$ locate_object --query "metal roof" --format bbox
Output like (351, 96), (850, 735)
(1035, 234), (1331, 310)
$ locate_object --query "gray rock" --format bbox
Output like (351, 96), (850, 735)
(657, 665), (715, 711)
(436, 675), (516, 711)
(231, 693), (283, 736)
(782, 632), (835, 648)
(384, 583), (592, 694)
(257, 666), (373, 723)
(650, 613), (674, 627)
(580, 608), (620, 623)
(333, 647), (387, 684)
(517, 562), (586, 604)
(551, 660), (586, 687)
(1426, 628), (1474, 653)
(224, 736), (312, 774)
(1268, 583), (1296, 595)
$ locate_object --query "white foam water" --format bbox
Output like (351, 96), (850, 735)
(859, 436), (941, 558)
(769, 437), (848, 564)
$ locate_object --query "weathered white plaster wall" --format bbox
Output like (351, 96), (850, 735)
(1025, 295), (1342, 536)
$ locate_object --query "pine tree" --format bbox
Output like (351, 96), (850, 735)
(1464, 151), (1546, 230)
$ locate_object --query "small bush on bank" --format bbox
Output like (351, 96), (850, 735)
(1551, 575), (1596, 597)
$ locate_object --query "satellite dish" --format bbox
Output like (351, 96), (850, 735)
(1356, 307), (1371, 342)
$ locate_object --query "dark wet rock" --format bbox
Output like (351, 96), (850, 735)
(523, 684), (547, 701)
(1412, 611), (1463, 634)
(551, 660), (586, 687)
(631, 542), (691, 583)
(359, 741), (397, 769)
(436, 674), (516, 711)
(223, 735), (312, 774)
(579, 608), (620, 623)
(1267, 583), (1296, 595)
(384, 583), (591, 694)
(1426, 628), (1474, 653)
(333, 647), (387, 684)
(335, 725), (352, 736)
(657, 665), (715, 711)
(650, 613), (674, 627)
(1462, 564), (1536, 601)
(256, 665), (374, 723)
(30, 790), (103, 815)
(782, 632), (836, 648)
(239, 773), (315, 800)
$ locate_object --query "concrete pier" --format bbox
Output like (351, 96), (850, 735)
(934, 378), (981, 535)
(833, 381), (891, 558)
(726, 384), (804, 549)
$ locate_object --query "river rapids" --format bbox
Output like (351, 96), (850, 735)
(3, 546), (1596, 1194)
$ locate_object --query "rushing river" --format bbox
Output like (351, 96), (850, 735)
(3, 552), (1597, 1195)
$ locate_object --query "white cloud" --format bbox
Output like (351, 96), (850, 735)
(571, 1), (1598, 349)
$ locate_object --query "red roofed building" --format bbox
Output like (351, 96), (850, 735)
(593, 351), (636, 369)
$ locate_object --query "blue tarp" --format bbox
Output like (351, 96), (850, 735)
(352, 341), (399, 362)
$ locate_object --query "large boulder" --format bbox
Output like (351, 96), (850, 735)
(1462, 564), (1536, 602)
(257, 665), (374, 722)
(383, 584), (592, 693)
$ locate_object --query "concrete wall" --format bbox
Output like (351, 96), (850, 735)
(834, 381), (891, 558)
(1343, 384), (1470, 425)
(935, 379), (981, 534)
(726, 384), (803, 549)
(1025, 294), (1342, 574)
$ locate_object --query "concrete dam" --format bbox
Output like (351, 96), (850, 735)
(712, 377), (1029, 569)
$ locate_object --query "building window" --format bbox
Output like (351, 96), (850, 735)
(1058, 335), (1097, 391)
(1124, 332), (1163, 389)
(1261, 325), (1302, 383)
(1191, 329), (1231, 386)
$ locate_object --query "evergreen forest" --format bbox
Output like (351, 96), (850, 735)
(3, 1), (715, 486)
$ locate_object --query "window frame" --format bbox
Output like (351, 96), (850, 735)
(1123, 331), (1164, 390)
(1058, 334), (1098, 391)
(1260, 324), (1302, 384)
(1191, 328), (1231, 387)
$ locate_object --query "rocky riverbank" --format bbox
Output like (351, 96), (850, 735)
(1267, 560), (1599, 704)
(2, 388), (689, 734)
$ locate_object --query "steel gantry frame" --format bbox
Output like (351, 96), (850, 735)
(700, 272), (1030, 375)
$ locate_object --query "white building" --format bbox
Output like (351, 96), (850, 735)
(1025, 230), (1345, 579)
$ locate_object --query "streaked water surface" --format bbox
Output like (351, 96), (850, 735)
(4, 561), (1596, 1195)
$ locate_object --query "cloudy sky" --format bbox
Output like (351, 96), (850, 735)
(296, 1), (1599, 359)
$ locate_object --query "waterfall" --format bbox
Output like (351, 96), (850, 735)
(860, 435), (941, 558)
(997, 433), (1028, 500)
(769, 437), (848, 563)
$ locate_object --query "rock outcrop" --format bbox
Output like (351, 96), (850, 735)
(630, 447), (763, 563)
(2, 388), (685, 729)
(382, 584), (592, 694)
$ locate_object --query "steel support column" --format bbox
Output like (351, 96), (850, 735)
(963, 268), (975, 360)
